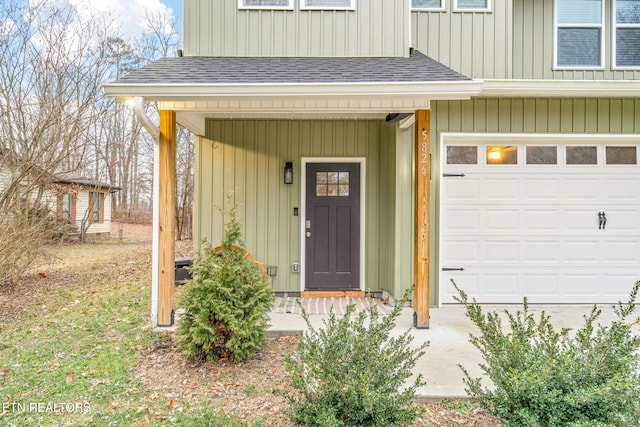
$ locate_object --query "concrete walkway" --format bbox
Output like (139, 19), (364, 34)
(269, 299), (638, 398)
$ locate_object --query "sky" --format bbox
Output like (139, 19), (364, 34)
(70, 0), (182, 42)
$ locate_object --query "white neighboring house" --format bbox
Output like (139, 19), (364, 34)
(52, 173), (119, 236)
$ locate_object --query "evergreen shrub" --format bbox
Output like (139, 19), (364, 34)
(286, 290), (428, 427)
(454, 280), (640, 427)
(177, 207), (274, 362)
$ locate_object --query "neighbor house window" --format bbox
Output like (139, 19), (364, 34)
(62, 194), (71, 220)
(614, 0), (640, 67)
(15, 184), (29, 210)
(89, 192), (103, 223)
(555, 0), (604, 68)
(238, 0), (293, 9)
(412, 0), (445, 11)
(57, 192), (76, 222)
(454, 0), (491, 11)
(301, 0), (355, 10)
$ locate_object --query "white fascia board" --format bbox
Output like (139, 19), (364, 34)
(482, 79), (640, 98)
(103, 80), (483, 101)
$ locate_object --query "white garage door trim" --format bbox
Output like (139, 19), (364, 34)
(439, 133), (640, 305)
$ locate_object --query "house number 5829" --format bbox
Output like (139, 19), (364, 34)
(420, 129), (428, 176)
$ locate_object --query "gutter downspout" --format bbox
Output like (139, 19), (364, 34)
(131, 96), (160, 328)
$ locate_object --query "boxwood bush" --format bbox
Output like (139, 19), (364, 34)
(454, 280), (640, 427)
(286, 290), (428, 427)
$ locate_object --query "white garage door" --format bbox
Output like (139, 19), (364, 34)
(440, 138), (640, 304)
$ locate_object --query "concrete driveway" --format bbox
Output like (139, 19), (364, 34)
(269, 300), (639, 398)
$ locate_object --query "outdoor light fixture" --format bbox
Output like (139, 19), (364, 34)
(284, 161), (293, 184)
(385, 112), (413, 123)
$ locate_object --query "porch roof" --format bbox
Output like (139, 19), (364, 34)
(103, 50), (482, 134)
(106, 51), (471, 86)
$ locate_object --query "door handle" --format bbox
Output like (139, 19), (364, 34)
(598, 211), (607, 230)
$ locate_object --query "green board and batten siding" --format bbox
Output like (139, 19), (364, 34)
(195, 119), (405, 294)
(412, 2), (512, 79)
(183, 0), (409, 57)
(412, 0), (640, 81)
(432, 98), (640, 135)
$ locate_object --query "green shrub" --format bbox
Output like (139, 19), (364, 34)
(177, 207), (274, 362)
(286, 290), (428, 427)
(454, 280), (640, 427)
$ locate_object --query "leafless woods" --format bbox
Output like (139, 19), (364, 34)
(0, 0), (192, 285)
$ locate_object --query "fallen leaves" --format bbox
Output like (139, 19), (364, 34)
(167, 397), (177, 410)
(0, 367), (9, 375)
(90, 378), (112, 391)
(135, 334), (298, 425)
(65, 371), (75, 384)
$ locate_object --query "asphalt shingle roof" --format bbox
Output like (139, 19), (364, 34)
(111, 50), (471, 85)
(54, 173), (119, 190)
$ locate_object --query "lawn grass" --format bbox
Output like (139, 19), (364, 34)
(0, 242), (251, 427)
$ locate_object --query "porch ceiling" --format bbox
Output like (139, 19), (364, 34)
(102, 51), (482, 135)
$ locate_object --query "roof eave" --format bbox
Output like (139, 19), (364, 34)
(482, 79), (640, 98)
(103, 80), (483, 102)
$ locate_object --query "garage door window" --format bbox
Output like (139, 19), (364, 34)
(606, 146), (637, 164)
(446, 146), (477, 164)
(566, 146), (598, 164)
(486, 146), (517, 164)
(526, 146), (558, 164)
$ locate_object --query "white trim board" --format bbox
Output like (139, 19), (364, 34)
(481, 79), (640, 98)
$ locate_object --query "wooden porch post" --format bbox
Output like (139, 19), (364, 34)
(414, 109), (430, 328)
(158, 110), (177, 326)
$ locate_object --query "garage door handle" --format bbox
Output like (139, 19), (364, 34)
(598, 211), (607, 230)
(442, 267), (465, 271)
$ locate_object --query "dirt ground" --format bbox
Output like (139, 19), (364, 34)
(136, 331), (500, 427)
(1, 223), (500, 426)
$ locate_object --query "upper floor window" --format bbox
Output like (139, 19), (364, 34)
(238, 0), (294, 9)
(614, 0), (640, 68)
(412, 0), (445, 10)
(454, 0), (491, 11)
(301, 0), (355, 9)
(555, 0), (604, 68)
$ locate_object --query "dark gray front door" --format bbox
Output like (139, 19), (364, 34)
(305, 163), (360, 290)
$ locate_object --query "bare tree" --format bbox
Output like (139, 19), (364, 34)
(94, 9), (193, 233)
(93, 9), (183, 217)
(0, 0), (113, 285)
